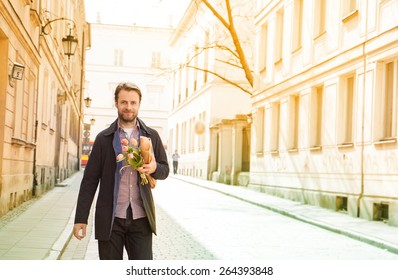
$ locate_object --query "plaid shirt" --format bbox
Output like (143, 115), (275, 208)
(115, 122), (146, 220)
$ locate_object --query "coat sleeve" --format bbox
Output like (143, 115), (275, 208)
(150, 130), (169, 180)
(74, 135), (102, 224)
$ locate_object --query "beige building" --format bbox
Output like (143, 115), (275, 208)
(0, 0), (88, 216)
(168, 0), (255, 183)
(252, 0), (398, 225)
(83, 22), (173, 149)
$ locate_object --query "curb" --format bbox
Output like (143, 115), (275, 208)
(45, 206), (76, 260)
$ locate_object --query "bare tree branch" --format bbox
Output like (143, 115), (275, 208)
(201, 0), (230, 29)
(186, 64), (252, 95)
(215, 58), (244, 70)
(200, 0), (254, 88)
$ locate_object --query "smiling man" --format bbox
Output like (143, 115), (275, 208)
(73, 82), (169, 260)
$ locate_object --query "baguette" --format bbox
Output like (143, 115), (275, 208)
(140, 136), (157, 188)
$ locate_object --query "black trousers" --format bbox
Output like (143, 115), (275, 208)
(98, 214), (153, 260)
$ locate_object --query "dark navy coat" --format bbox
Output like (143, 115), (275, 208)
(74, 118), (169, 240)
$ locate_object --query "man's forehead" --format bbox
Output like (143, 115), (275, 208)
(118, 89), (140, 98)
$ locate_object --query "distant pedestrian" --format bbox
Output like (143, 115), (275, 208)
(73, 82), (169, 260)
(172, 150), (180, 175)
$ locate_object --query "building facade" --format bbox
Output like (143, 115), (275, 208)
(0, 0), (88, 216)
(168, 0), (254, 183)
(252, 0), (398, 225)
(83, 22), (173, 152)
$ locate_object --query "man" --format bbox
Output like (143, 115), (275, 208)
(172, 150), (180, 175)
(73, 82), (169, 260)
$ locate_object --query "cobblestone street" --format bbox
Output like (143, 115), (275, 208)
(58, 175), (398, 260)
(60, 204), (216, 260)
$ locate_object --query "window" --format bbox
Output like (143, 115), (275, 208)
(151, 51), (161, 68)
(143, 85), (164, 110)
(275, 8), (284, 63)
(342, 0), (356, 18)
(288, 95), (300, 150)
(314, 0), (326, 38)
(175, 123), (180, 154)
(258, 23), (268, 73)
(204, 31), (210, 84)
(270, 102), (280, 152)
(182, 121), (187, 154)
(338, 75), (355, 145)
(292, 0), (304, 51)
(114, 49), (124, 66)
(185, 54), (189, 98)
(255, 107), (265, 155)
(193, 45), (198, 91)
(41, 71), (49, 127)
(49, 84), (55, 130)
(310, 86), (323, 148)
(379, 60), (398, 140)
(189, 117), (194, 153)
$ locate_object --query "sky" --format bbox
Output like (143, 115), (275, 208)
(84, 0), (190, 28)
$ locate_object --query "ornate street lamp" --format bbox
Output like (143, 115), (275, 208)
(41, 15), (78, 59)
(62, 28), (78, 59)
(84, 97), (92, 108)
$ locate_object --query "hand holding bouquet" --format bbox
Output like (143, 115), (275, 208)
(116, 136), (157, 188)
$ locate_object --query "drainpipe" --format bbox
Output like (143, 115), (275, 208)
(77, 26), (86, 172)
(32, 3), (42, 196)
(32, 120), (38, 196)
(358, 0), (368, 218)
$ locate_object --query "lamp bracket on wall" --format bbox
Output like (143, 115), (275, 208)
(41, 11), (78, 59)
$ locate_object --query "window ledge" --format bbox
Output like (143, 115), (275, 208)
(270, 150), (279, 154)
(337, 143), (354, 148)
(309, 146), (322, 151)
(374, 138), (397, 145)
(274, 58), (282, 65)
(25, 142), (37, 149)
(313, 31), (326, 41)
(342, 10), (358, 24)
(11, 137), (26, 147)
(292, 46), (302, 55)
(288, 148), (298, 153)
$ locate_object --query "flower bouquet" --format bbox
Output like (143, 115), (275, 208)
(116, 136), (157, 188)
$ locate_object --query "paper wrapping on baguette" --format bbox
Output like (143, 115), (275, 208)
(140, 136), (157, 188)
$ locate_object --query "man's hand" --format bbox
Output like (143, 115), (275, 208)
(137, 155), (157, 175)
(73, 223), (87, 240)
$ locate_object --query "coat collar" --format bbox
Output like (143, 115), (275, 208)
(104, 118), (152, 137)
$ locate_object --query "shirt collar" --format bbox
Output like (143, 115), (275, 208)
(117, 119), (140, 133)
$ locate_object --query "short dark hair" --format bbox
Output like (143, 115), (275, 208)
(114, 82), (142, 102)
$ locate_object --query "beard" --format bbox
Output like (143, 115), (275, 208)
(118, 110), (137, 124)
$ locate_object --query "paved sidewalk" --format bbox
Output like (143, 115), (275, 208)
(0, 171), (82, 260)
(0, 171), (397, 259)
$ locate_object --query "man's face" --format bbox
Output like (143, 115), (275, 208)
(115, 89), (140, 125)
